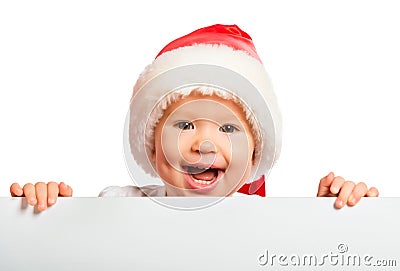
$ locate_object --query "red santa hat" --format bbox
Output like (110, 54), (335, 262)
(127, 24), (282, 196)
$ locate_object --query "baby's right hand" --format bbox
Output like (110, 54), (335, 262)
(10, 182), (73, 211)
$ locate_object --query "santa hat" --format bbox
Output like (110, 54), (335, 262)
(127, 24), (282, 196)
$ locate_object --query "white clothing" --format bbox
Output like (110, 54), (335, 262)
(98, 185), (249, 197)
(99, 185), (166, 197)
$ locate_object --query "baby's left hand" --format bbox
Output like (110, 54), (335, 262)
(317, 172), (379, 209)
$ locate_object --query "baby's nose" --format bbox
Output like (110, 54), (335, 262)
(199, 140), (216, 154)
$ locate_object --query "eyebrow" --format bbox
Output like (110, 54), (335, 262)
(166, 109), (246, 126)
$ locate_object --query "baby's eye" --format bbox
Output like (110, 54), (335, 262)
(175, 121), (195, 130)
(219, 124), (239, 133)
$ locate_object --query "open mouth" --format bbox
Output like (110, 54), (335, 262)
(182, 165), (225, 192)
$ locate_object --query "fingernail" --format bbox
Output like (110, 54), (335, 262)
(48, 198), (55, 205)
(331, 186), (339, 194)
(29, 197), (36, 204)
(336, 199), (343, 208)
(348, 195), (356, 205)
(38, 203), (46, 210)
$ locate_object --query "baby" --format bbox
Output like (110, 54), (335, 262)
(10, 24), (378, 210)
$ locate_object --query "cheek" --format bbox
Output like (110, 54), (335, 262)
(223, 133), (254, 182)
(157, 125), (193, 168)
(229, 133), (253, 161)
(153, 140), (179, 184)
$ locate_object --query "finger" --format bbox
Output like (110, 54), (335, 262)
(35, 182), (48, 211)
(347, 182), (368, 206)
(47, 182), (60, 206)
(10, 183), (24, 197)
(335, 181), (355, 209)
(59, 182), (73, 197)
(23, 183), (37, 206)
(366, 187), (379, 197)
(317, 172), (335, 196)
(330, 176), (346, 195)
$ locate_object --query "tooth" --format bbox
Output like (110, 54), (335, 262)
(195, 179), (209, 185)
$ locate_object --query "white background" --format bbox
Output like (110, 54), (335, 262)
(0, 0), (399, 197)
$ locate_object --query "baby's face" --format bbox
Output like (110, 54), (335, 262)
(152, 93), (255, 196)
